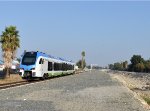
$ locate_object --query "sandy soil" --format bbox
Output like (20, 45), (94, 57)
(108, 70), (150, 109)
(0, 74), (24, 84)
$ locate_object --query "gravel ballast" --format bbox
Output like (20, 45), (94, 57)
(0, 70), (147, 111)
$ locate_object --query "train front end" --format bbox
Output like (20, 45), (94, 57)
(19, 52), (37, 79)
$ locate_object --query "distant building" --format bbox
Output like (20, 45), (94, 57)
(11, 60), (20, 70)
(0, 59), (20, 72)
(0, 60), (4, 71)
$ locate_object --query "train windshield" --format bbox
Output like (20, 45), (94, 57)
(22, 52), (37, 65)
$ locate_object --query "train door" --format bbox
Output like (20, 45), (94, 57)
(38, 58), (44, 76)
(42, 59), (48, 73)
(38, 58), (48, 78)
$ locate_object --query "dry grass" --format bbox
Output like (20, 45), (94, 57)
(142, 94), (150, 105)
(0, 74), (24, 84)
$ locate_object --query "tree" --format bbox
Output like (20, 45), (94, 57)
(109, 61), (128, 71)
(123, 61), (128, 70)
(135, 62), (145, 72)
(86, 65), (91, 69)
(0, 26), (20, 77)
(81, 51), (85, 69)
(130, 55), (144, 65)
(144, 60), (150, 72)
(113, 62), (123, 71)
(108, 64), (114, 69)
(129, 55), (145, 72)
(76, 59), (86, 69)
(76, 60), (82, 68)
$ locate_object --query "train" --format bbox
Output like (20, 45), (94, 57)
(19, 51), (75, 80)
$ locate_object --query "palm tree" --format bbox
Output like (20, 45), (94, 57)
(1, 26), (20, 77)
(81, 51), (85, 69)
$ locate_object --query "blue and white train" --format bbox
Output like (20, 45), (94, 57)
(19, 51), (75, 80)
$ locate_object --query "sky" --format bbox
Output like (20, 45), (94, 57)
(0, 1), (150, 66)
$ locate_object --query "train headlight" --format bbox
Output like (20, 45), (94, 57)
(31, 68), (35, 70)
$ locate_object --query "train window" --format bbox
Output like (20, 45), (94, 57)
(72, 65), (74, 70)
(54, 63), (56, 70)
(22, 56), (36, 65)
(39, 59), (42, 64)
(62, 63), (64, 71)
(48, 62), (52, 71)
(54, 63), (63, 71)
(66, 64), (68, 70)
(67, 64), (69, 70)
(59, 63), (62, 70)
(64, 63), (67, 71)
(39, 59), (44, 64)
(69, 65), (71, 70)
(62, 63), (72, 71)
(54, 63), (58, 71)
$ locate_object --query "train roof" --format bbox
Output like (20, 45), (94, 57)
(25, 51), (74, 64)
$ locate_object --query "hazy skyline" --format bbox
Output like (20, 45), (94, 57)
(0, 1), (150, 66)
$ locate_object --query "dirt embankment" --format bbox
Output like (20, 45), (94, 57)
(0, 74), (24, 85)
(108, 70), (150, 109)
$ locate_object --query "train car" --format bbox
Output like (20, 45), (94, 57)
(19, 51), (75, 80)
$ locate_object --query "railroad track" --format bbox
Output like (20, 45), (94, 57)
(0, 81), (32, 89)
(0, 75), (71, 90)
(0, 71), (84, 90)
(0, 75), (70, 90)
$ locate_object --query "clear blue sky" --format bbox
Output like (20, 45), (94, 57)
(0, 1), (150, 66)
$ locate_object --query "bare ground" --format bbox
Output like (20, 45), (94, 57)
(108, 70), (150, 110)
(0, 74), (24, 84)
